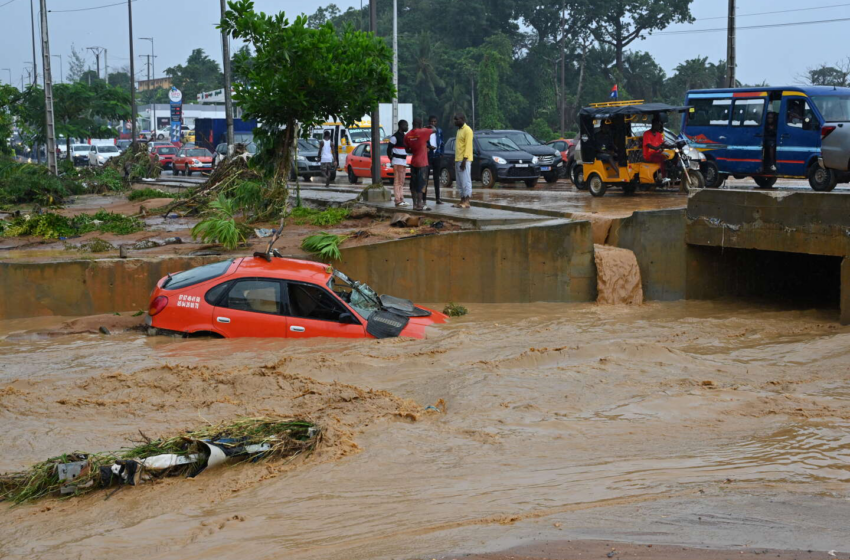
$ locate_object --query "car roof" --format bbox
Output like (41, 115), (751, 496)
(477, 129), (524, 135)
(235, 256), (332, 283)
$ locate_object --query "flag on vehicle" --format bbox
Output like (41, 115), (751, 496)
(610, 85), (618, 100)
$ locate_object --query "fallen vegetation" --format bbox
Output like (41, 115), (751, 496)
(0, 211), (143, 239)
(291, 206), (351, 227)
(443, 303), (468, 317)
(301, 232), (348, 261)
(127, 188), (179, 202)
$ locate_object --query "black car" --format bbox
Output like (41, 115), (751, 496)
(477, 129), (563, 183)
(438, 136), (540, 189)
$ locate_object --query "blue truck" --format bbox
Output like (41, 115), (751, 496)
(194, 118), (258, 153)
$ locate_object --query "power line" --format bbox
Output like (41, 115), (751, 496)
(655, 16), (850, 35)
(0, 0), (21, 9)
(697, 2), (850, 21)
(48, 0), (142, 13)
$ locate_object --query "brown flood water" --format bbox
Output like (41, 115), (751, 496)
(1, 301), (850, 559)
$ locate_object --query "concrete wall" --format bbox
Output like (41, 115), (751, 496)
(608, 208), (687, 301)
(0, 257), (219, 320)
(337, 220), (597, 304)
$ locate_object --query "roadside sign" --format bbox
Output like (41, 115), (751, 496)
(169, 87), (183, 143)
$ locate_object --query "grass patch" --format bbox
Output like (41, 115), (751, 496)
(1, 211), (143, 239)
(128, 188), (179, 202)
(291, 206), (350, 227)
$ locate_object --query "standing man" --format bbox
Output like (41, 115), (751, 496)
(405, 118), (433, 211)
(387, 119), (409, 207)
(319, 130), (337, 188)
(453, 113), (473, 208)
(426, 115), (444, 204)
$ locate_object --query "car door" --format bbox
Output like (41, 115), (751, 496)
(284, 281), (366, 339)
(211, 278), (288, 338)
(174, 149), (185, 171)
(726, 98), (767, 175)
(442, 138), (456, 179)
(356, 144), (371, 176)
(777, 96), (821, 177)
(471, 139), (483, 179)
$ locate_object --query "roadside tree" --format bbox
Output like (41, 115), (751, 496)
(164, 49), (224, 100)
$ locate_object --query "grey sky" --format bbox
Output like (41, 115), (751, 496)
(0, 0), (847, 93)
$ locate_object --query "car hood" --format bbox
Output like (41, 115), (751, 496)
(515, 144), (559, 157)
(485, 149), (537, 161)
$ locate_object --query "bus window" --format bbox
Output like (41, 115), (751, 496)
(731, 99), (765, 127)
(689, 98), (731, 126)
(786, 98), (816, 130)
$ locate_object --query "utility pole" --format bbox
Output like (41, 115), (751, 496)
(139, 54), (152, 132)
(29, 0), (37, 85)
(219, 1), (235, 158)
(51, 55), (62, 84)
(726, 0), (736, 88)
(128, 0), (137, 145)
(141, 37), (155, 132)
(104, 49), (108, 83)
(369, 0), (381, 186)
(39, 0), (57, 175)
(87, 47), (105, 80)
(559, 0), (566, 137)
(391, 0), (398, 133)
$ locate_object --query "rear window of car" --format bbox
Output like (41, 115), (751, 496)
(157, 147), (177, 155)
(185, 149), (211, 157)
(163, 260), (233, 290)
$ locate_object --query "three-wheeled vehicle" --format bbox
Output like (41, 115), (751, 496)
(578, 101), (705, 197)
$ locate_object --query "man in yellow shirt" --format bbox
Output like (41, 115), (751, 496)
(453, 113), (474, 208)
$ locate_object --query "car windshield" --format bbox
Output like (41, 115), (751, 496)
(328, 270), (380, 320)
(246, 143), (258, 154)
(185, 149), (211, 157)
(73, 145), (89, 152)
(479, 137), (521, 151)
(349, 127), (386, 143)
(99, 146), (119, 153)
(297, 139), (318, 151)
(811, 95), (850, 123)
(157, 147), (177, 155)
(506, 132), (541, 146)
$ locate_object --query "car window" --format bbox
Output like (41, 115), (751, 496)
(164, 260), (233, 290)
(99, 146), (119, 153)
(185, 148), (211, 157)
(352, 144), (364, 157)
(204, 281), (232, 306)
(157, 147), (177, 155)
(786, 98), (817, 130)
(732, 99), (765, 127)
(287, 282), (349, 322)
(689, 98), (732, 126)
(445, 138), (455, 152)
(479, 137), (521, 151)
(222, 279), (281, 314)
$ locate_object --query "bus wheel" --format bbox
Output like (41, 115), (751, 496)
(754, 176), (777, 189)
(588, 174), (607, 197)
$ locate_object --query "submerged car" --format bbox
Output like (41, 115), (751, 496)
(146, 256), (448, 339)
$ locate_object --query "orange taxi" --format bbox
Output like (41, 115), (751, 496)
(345, 142), (411, 184)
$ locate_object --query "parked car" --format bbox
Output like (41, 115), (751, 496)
(182, 129), (196, 145)
(816, 93), (850, 190)
(151, 145), (179, 169)
(345, 141), (409, 184)
(477, 129), (563, 183)
(116, 139), (133, 153)
(146, 256), (448, 340)
(172, 147), (213, 175)
(546, 137), (576, 178)
(70, 143), (92, 165)
(88, 144), (121, 167)
(438, 136), (540, 189)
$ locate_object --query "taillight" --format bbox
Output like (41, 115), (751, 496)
(822, 126), (837, 139)
(149, 296), (168, 316)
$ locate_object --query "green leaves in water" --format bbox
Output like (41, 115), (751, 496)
(301, 232), (348, 261)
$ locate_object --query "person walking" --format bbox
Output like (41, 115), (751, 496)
(387, 120), (410, 207)
(453, 113), (473, 208)
(319, 130), (337, 188)
(426, 115), (445, 204)
(405, 118), (433, 211)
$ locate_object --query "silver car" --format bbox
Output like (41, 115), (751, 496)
(816, 92), (850, 191)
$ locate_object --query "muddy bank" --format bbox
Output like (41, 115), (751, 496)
(1, 301), (849, 559)
(594, 244), (643, 305)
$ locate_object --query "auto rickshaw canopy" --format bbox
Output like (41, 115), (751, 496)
(578, 101), (691, 119)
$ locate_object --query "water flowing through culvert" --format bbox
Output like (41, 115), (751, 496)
(1, 301), (849, 560)
(594, 244), (644, 305)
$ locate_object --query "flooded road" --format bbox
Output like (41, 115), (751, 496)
(1, 301), (849, 559)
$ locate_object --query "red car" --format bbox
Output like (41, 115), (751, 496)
(151, 145), (179, 169)
(172, 147), (213, 176)
(346, 142), (411, 184)
(146, 256), (448, 339)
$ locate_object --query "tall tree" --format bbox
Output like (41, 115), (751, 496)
(476, 34), (512, 129)
(67, 45), (87, 83)
(591, 0), (694, 74)
(219, 0), (394, 214)
(307, 3), (341, 28)
(107, 69), (131, 91)
(803, 61), (850, 87)
(0, 84), (19, 156)
(164, 49), (224, 100)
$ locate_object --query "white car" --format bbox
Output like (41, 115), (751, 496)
(70, 144), (93, 165)
(88, 144), (122, 167)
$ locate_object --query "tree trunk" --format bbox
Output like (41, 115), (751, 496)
(571, 42), (588, 130)
(615, 18), (624, 75)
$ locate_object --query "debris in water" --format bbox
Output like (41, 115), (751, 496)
(593, 244), (643, 306)
(391, 213), (420, 227)
(0, 417), (321, 504)
(254, 228), (275, 238)
(162, 236), (183, 245)
(98, 326), (111, 335)
(132, 239), (164, 250)
(443, 303), (468, 317)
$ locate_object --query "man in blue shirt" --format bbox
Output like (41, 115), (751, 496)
(426, 115), (445, 205)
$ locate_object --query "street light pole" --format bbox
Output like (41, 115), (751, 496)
(391, 0), (398, 133)
(128, 0), (137, 145)
(369, 0), (381, 186)
(141, 37), (155, 133)
(726, 0), (736, 88)
(29, 0), (37, 85)
(51, 55), (63, 84)
(218, 1), (235, 158)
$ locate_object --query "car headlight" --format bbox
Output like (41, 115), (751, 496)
(532, 156), (539, 164)
(493, 156), (507, 164)
(98, 156), (106, 162)
(554, 150), (561, 158)
(296, 155), (306, 161)
(191, 159), (201, 165)
(382, 162), (392, 168)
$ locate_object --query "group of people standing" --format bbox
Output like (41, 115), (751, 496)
(388, 113), (474, 210)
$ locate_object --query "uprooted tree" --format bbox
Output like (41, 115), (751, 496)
(218, 0), (395, 217)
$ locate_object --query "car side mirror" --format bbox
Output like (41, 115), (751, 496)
(338, 312), (356, 324)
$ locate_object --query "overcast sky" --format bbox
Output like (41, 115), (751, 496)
(0, 0), (847, 92)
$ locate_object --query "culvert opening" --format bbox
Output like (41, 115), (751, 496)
(689, 246), (842, 311)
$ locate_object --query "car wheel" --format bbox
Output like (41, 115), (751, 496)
(701, 160), (721, 188)
(347, 166), (359, 184)
(572, 164), (587, 190)
(440, 166), (453, 189)
(302, 174), (312, 182)
(525, 178), (538, 189)
(808, 165), (837, 192)
(543, 171), (558, 184)
(172, 165), (178, 176)
(754, 176), (777, 189)
(588, 174), (607, 197)
(480, 167), (496, 188)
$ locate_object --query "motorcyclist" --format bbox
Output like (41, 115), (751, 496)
(642, 116), (669, 181)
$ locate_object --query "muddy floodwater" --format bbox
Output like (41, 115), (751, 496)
(1, 301), (849, 559)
